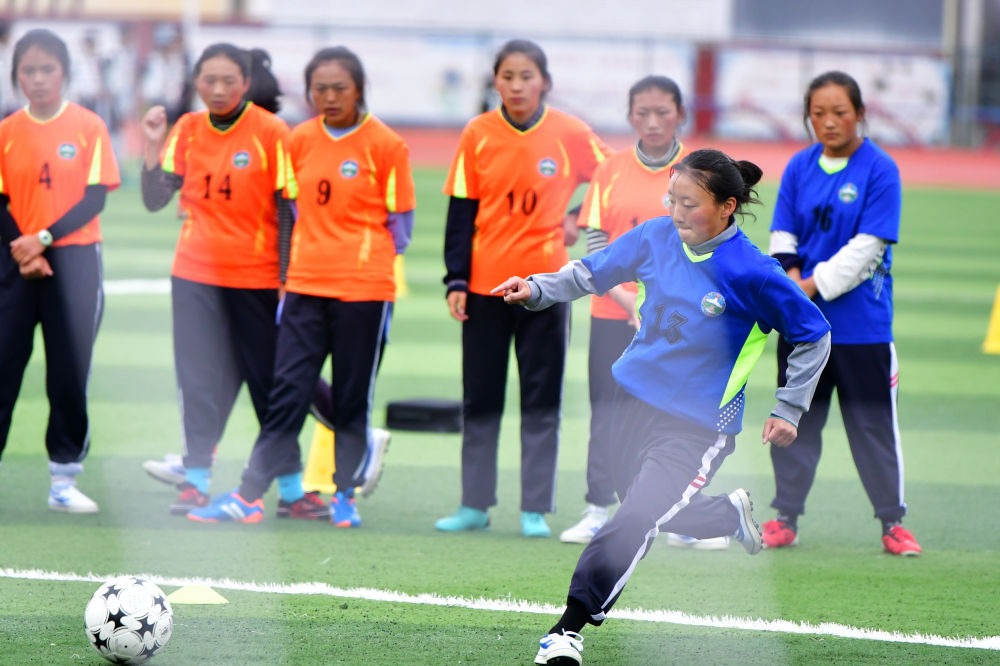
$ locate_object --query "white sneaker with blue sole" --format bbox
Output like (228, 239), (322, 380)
(48, 483), (99, 513)
(535, 630), (583, 664)
(559, 505), (608, 544)
(359, 428), (391, 498)
(143, 453), (185, 486)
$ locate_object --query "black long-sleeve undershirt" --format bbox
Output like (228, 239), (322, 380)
(442, 195), (479, 293)
(0, 194), (18, 242)
(0, 185), (107, 243)
(141, 164), (184, 212)
(277, 193), (294, 283)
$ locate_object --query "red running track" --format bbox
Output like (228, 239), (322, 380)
(397, 127), (1000, 191)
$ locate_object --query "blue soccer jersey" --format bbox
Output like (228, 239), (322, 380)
(771, 138), (901, 344)
(582, 218), (830, 435)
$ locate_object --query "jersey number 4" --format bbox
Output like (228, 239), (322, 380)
(39, 162), (52, 189)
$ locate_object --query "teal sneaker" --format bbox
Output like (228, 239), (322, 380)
(521, 512), (552, 538)
(331, 490), (361, 528)
(435, 506), (490, 532)
(187, 490), (263, 524)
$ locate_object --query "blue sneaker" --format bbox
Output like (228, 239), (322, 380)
(521, 512), (552, 538)
(331, 490), (361, 528)
(187, 490), (264, 524)
(728, 488), (762, 555)
(435, 506), (490, 532)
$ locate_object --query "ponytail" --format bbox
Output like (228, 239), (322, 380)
(247, 48), (281, 113)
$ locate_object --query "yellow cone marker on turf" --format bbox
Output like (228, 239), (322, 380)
(983, 285), (1000, 354)
(394, 254), (409, 298)
(167, 585), (229, 605)
(303, 423), (336, 494)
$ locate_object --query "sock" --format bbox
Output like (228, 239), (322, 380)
(50, 475), (75, 488)
(882, 520), (901, 535)
(776, 513), (798, 530)
(335, 486), (354, 499)
(185, 467), (211, 495)
(277, 472), (305, 503)
(548, 598), (591, 635)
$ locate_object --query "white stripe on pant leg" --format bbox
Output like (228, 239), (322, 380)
(354, 301), (390, 481)
(600, 434), (729, 613)
(888, 342), (905, 512)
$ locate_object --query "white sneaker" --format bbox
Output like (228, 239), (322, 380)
(559, 505), (608, 544)
(359, 428), (391, 498)
(48, 483), (99, 513)
(535, 630), (583, 665)
(665, 533), (731, 550)
(143, 453), (185, 486)
(728, 488), (763, 555)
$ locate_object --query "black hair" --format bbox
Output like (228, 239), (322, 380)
(11, 28), (70, 89)
(246, 48), (281, 113)
(303, 46), (367, 110)
(193, 43), (282, 114)
(673, 149), (763, 224)
(803, 70), (866, 137)
(492, 39), (552, 94)
(627, 75), (683, 116)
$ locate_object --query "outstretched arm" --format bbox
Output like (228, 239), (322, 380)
(492, 276), (532, 303)
(492, 259), (601, 311)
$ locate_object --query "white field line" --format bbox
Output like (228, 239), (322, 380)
(104, 279), (171, 295)
(1, 567), (997, 651)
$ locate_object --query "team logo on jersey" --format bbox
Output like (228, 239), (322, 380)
(57, 143), (77, 159)
(838, 183), (859, 203)
(701, 292), (726, 317)
(232, 151), (251, 168)
(538, 158), (557, 177)
(341, 160), (359, 178)
(661, 193), (671, 209)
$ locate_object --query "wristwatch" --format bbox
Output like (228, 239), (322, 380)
(37, 229), (53, 247)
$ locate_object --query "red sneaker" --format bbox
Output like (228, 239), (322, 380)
(882, 525), (922, 557)
(169, 483), (209, 516)
(276, 491), (329, 520)
(762, 519), (799, 548)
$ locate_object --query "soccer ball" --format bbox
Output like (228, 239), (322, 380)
(84, 576), (173, 664)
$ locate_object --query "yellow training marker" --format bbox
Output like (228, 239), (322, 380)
(303, 423), (336, 494)
(983, 285), (1000, 354)
(167, 585), (229, 605)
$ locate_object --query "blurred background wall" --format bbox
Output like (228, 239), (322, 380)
(1, 0), (997, 156)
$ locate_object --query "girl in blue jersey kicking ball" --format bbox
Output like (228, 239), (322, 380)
(493, 149), (831, 664)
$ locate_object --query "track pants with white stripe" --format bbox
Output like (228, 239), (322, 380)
(240, 294), (388, 499)
(0, 244), (103, 470)
(567, 389), (740, 623)
(770, 340), (906, 523)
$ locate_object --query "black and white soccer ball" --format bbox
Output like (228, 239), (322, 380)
(84, 576), (173, 664)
